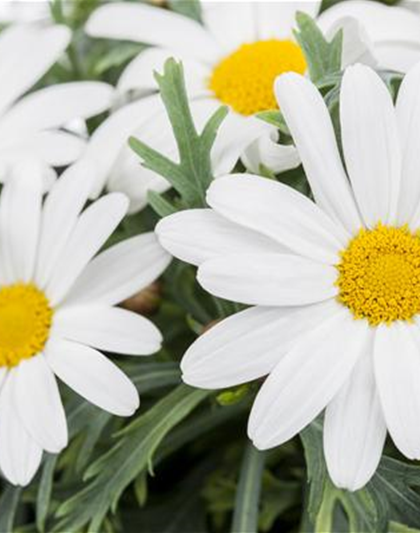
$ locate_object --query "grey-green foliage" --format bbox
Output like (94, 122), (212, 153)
(301, 420), (420, 533)
(55, 385), (210, 532)
(231, 444), (266, 533)
(130, 59), (228, 212)
(258, 14), (343, 157)
(294, 11), (343, 84)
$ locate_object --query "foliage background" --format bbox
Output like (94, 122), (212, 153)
(3, 1), (419, 533)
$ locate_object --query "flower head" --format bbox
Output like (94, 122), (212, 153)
(156, 61), (420, 491)
(85, 1), (420, 212)
(0, 160), (170, 486)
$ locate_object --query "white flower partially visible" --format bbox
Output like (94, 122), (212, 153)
(157, 61), (420, 491)
(0, 159), (171, 486)
(318, 0), (420, 73)
(83, 96), (268, 214)
(84, 0), (420, 213)
(0, 22), (114, 189)
(84, 1), (321, 211)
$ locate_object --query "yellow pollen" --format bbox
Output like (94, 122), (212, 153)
(336, 224), (420, 326)
(0, 283), (53, 367)
(209, 39), (306, 116)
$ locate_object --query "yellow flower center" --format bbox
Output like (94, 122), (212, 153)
(209, 39), (307, 116)
(0, 283), (53, 367)
(337, 224), (420, 326)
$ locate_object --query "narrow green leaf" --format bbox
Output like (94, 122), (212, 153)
(55, 385), (211, 533)
(168, 0), (202, 22)
(389, 522), (420, 533)
(300, 420), (327, 520)
(147, 190), (178, 218)
(130, 59), (227, 209)
(256, 109), (288, 134)
(76, 410), (110, 473)
(231, 442), (266, 533)
(200, 105), (229, 153)
(129, 136), (186, 193)
(294, 12), (342, 83)
(314, 481), (337, 533)
(0, 485), (22, 533)
(37, 455), (58, 533)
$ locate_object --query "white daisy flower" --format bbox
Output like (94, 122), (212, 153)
(156, 61), (420, 491)
(0, 22), (114, 188)
(84, 1), (420, 213)
(0, 160), (171, 487)
(83, 1), (321, 211)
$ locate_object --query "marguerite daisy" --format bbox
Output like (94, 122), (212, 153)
(83, 1), (321, 209)
(85, 1), (420, 213)
(156, 61), (420, 491)
(0, 160), (170, 486)
(0, 22), (114, 188)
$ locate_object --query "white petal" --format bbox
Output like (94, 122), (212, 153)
(30, 130), (86, 167)
(0, 375), (43, 486)
(86, 3), (220, 63)
(374, 322), (420, 459)
(275, 73), (361, 233)
(316, 0), (420, 71)
(64, 232), (170, 306)
(46, 193), (128, 305)
(107, 160), (169, 215)
(0, 24), (70, 115)
(209, 106), (270, 177)
(200, 1), (257, 53)
(197, 253), (338, 306)
(318, 15), (377, 68)
(35, 159), (96, 288)
(117, 47), (209, 98)
(156, 209), (283, 267)
(85, 95), (163, 199)
(249, 305), (369, 449)
(207, 175), (347, 263)
(182, 299), (340, 389)
(241, 130), (301, 175)
(45, 339), (139, 416)
(324, 352), (386, 491)
(0, 170), (42, 283)
(256, 1), (321, 39)
(0, 368), (7, 390)
(53, 305), (162, 355)
(14, 355), (68, 454)
(374, 42), (420, 74)
(0, 82), (114, 138)
(396, 62), (420, 225)
(340, 64), (401, 227)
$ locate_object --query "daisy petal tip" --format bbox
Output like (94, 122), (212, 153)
(43, 426), (69, 454)
(328, 470), (368, 493)
(343, 62), (376, 84)
(274, 70), (304, 92)
(53, 24), (72, 49)
(248, 434), (271, 452)
(109, 191), (130, 214)
(121, 392), (140, 417)
(154, 216), (171, 240)
(180, 370), (197, 388)
(84, 8), (104, 36)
